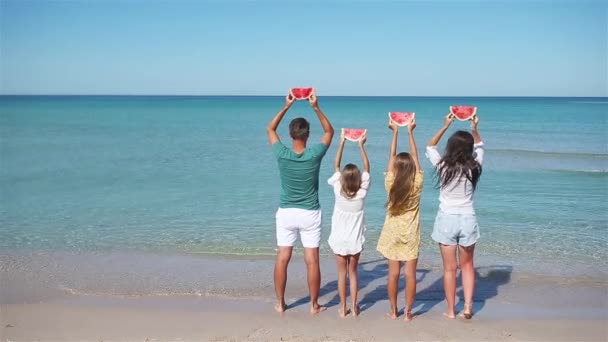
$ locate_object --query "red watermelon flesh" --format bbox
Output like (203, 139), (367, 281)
(342, 128), (367, 142)
(388, 112), (415, 126)
(450, 105), (477, 121)
(289, 87), (314, 100)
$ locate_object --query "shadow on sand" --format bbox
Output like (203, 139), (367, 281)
(288, 258), (512, 317)
(414, 264), (513, 316)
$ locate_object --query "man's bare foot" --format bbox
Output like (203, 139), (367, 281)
(386, 309), (398, 320)
(404, 311), (413, 322)
(352, 304), (360, 317)
(274, 302), (286, 313)
(338, 306), (349, 318)
(443, 312), (456, 319)
(310, 304), (327, 315)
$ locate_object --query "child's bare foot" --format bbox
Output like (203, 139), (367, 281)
(386, 308), (398, 320)
(443, 312), (456, 319)
(310, 303), (327, 315)
(274, 302), (286, 313)
(352, 304), (360, 317)
(338, 306), (349, 318)
(404, 311), (413, 322)
(459, 303), (473, 319)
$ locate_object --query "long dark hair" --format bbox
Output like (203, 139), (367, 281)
(436, 131), (482, 190)
(386, 152), (417, 216)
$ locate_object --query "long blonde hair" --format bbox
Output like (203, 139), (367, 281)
(386, 152), (417, 216)
(340, 164), (362, 199)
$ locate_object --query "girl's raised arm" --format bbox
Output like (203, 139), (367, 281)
(407, 119), (421, 173)
(334, 132), (346, 172)
(470, 115), (485, 164)
(387, 123), (398, 173)
(427, 113), (454, 147)
(359, 135), (370, 173)
(471, 115), (482, 143)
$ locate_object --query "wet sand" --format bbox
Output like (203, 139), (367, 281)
(1, 251), (607, 341)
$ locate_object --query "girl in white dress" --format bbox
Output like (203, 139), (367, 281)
(327, 132), (370, 317)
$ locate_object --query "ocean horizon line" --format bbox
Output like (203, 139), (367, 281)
(1, 94), (607, 99)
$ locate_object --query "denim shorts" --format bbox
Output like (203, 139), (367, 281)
(431, 210), (480, 247)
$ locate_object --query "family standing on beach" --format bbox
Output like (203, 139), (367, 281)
(266, 90), (483, 321)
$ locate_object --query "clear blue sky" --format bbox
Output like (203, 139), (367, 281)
(1, 1), (606, 96)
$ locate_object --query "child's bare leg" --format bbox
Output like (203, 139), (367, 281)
(439, 244), (458, 318)
(404, 258), (418, 321)
(458, 244), (476, 318)
(386, 259), (401, 319)
(348, 253), (361, 316)
(274, 246), (293, 313)
(304, 247), (325, 314)
(336, 254), (348, 317)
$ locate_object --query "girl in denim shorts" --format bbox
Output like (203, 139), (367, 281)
(426, 113), (484, 320)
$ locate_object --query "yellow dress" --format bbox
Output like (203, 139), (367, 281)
(376, 171), (424, 261)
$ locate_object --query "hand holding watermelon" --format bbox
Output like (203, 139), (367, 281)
(471, 115), (479, 131)
(407, 118), (417, 133)
(388, 122), (398, 132)
(443, 113), (455, 128)
(339, 129), (346, 143)
(284, 94), (296, 108)
(358, 134), (367, 146)
(308, 91), (318, 108)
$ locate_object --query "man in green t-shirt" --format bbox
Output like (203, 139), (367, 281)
(266, 91), (334, 314)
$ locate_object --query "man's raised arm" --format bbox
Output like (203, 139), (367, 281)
(308, 92), (334, 147)
(266, 95), (295, 145)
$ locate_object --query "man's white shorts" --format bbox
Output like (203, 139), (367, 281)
(275, 208), (322, 248)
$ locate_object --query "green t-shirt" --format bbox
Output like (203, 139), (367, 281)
(272, 141), (328, 210)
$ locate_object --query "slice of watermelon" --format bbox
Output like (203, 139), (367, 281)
(342, 128), (367, 142)
(289, 87), (314, 100)
(449, 105), (477, 121)
(388, 112), (415, 127)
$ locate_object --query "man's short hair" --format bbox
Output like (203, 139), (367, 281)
(289, 117), (310, 140)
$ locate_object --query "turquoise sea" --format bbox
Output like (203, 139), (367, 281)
(1, 96), (607, 276)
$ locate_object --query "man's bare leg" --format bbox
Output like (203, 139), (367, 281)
(304, 247), (326, 314)
(274, 246), (293, 313)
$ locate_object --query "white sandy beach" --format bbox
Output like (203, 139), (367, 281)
(2, 295), (607, 342)
(1, 252), (607, 341)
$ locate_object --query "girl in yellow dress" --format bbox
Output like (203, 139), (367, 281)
(376, 118), (423, 322)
